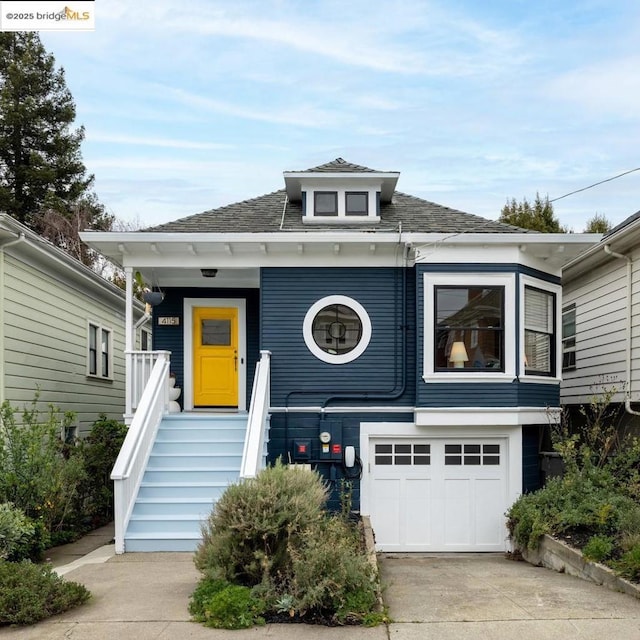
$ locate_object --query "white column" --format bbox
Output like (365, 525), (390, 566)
(124, 267), (133, 421)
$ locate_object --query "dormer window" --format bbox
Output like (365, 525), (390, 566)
(314, 192), (338, 216)
(283, 158), (399, 225)
(346, 192), (368, 216)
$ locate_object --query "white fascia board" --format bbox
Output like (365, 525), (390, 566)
(414, 406), (559, 427)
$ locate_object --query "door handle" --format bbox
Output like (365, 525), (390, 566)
(234, 351), (238, 371)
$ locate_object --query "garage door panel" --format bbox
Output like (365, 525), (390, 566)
(474, 478), (506, 546)
(444, 479), (471, 546)
(370, 479), (402, 548)
(405, 478), (431, 547)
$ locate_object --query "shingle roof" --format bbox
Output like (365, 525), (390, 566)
(144, 189), (531, 234)
(605, 209), (640, 238)
(293, 157), (383, 173)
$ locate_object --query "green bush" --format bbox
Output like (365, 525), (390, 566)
(193, 462), (381, 626)
(73, 415), (127, 529)
(582, 535), (614, 563)
(288, 515), (378, 623)
(195, 461), (328, 586)
(0, 560), (90, 625)
(0, 397), (86, 538)
(0, 503), (33, 561)
(613, 545), (640, 583)
(189, 578), (265, 629)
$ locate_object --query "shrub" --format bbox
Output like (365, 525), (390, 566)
(193, 462), (381, 626)
(73, 415), (127, 529)
(195, 461), (328, 586)
(0, 560), (90, 625)
(189, 578), (265, 629)
(0, 503), (34, 561)
(582, 535), (614, 563)
(613, 544), (640, 583)
(288, 515), (378, 623)
(0, 397), (86, 537)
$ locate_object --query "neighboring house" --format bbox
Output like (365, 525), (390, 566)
(561, 210), (640, 432)
(81, 158), (598, 553)
(0, 213), (149, 437)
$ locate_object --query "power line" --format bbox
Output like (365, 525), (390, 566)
(550, 167), (640, 203)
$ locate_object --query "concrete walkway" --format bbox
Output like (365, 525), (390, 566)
(4, 527), (640, 638)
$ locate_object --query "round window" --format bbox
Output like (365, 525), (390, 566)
(303, 295), (372, 364)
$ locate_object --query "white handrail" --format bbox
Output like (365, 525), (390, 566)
(112, 352), (170, 553)
(240, 350), (271, 479)
(125, 350), (172, 418)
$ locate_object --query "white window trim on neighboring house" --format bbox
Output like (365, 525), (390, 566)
(87, 320), (113, 380)
(519, 275), (562, 383)
(423, 273), (516, 382)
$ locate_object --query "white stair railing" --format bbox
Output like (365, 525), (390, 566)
(126, 350), (172, 419)
(240, 350), (271, 479)
(112, 352), (170, 553)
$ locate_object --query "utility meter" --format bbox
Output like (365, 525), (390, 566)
(319, 431), (331, 444)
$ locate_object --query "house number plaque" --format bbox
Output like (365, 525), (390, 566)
(158, 317), (180, 326)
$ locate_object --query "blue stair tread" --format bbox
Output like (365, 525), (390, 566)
(130, 514), (207, 521)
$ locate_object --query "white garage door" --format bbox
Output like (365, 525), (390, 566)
(369, 438), (508, 552)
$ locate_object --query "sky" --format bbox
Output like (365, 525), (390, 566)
(40, 0), (640, 232)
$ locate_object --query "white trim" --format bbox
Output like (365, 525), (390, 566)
(520, 275), (562, 382)
(302, 295), (372, 365)
(359, 420), (522, 552)
(414, 406), (560, 426)
(183, 298), (247, 411)
(423, 272), (516, 382)
(269, 405), (415, 413)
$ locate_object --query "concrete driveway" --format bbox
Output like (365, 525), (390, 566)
(379, 553), (640, 639)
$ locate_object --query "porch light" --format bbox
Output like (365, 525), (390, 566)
(201, 269), (218, 277)
(449, 341), (469, 368)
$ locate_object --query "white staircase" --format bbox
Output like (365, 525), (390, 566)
(124, 414), (249, 552)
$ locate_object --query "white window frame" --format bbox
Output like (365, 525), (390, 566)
(519, 275), (562, 383)
(87, 320), (113, 380)
(423, 273), (516, 382)
(303, 187), (381, 224)
(303, 295), (372, 365)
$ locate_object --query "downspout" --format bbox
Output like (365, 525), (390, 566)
(603, 244), (639, 416)
(0, 233), (26, 404)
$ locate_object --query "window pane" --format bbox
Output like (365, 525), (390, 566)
(464, 444), (481, 454)
(101, 329), (110, 377)
(525, 330), (551, 373)
(375, 444), (392, 454)
(396, 456), (411, 465)
(484, 456), (500, 465)
(525, 288), (552, 332)
(435, 287), (504, 371)
(414, 444), (430, 454)
(375, 455), (392, 465)
(315, 192), (337, 215)
(202, 319), (231, 346)
(464, 456), (481, 465)
(445, 456), (462, 465)
(312, 304), (362, 355)
(346, 192), (368, 215)
(395, 444), (411, 454)
(414, 456), (431, 465)
(445, 444), (462, 454)
(483, 444), (500, 454)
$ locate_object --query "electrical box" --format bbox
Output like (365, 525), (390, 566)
(319, 420), (343, 461)
(292, 439), (311, 461)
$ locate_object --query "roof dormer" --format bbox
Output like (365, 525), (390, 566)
(283, 158), (399, 225)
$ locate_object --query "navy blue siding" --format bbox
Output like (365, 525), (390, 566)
(151, 288), (260, 407)
(267, 411), (414, 511)
(416, 264), (561, 408)
(522, 425), (542, 493)
(261, 267), (416, 408)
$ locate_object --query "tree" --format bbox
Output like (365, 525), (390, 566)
(0, 32), (111, 243)
(499, 193), (568, 233)
(584, 213), (612, 234)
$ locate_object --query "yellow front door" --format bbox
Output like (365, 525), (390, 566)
(193, 307), (238, 407)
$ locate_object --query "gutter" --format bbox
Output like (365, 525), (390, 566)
(603, 244), (640, 416)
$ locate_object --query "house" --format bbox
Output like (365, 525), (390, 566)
(80, 158), (599, 553)
(561, 210), (640, 433)
(0, 213), (149, 437)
